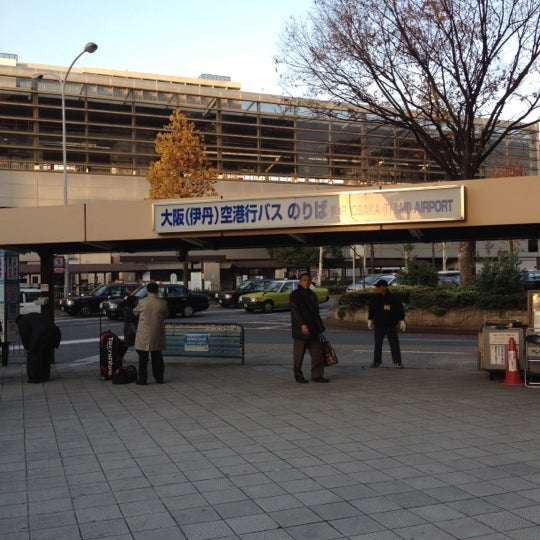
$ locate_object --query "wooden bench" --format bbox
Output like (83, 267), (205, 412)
(162, 322), (244, 364)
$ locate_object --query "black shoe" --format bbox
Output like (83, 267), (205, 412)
(155, 380), (164, 384)
(370, 363), (380, 368)
(136, 381), (147, 386)
(296, 377), (308, 384)
(313, 377), (330, 383)
(393, 363), (404, 369)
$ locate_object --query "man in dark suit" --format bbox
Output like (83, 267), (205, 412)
(290, 272), (328, 384)
(368, 279), (406, 368)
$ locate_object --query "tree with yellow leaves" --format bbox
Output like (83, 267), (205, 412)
(147, 110), (216, 199)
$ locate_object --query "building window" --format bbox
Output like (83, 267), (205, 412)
(528, 239), (538, 253)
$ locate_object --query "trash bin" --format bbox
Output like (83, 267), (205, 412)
(525, 291), (540, 386)
(524, 329), (540, 386)
(478, 319), (526, 380)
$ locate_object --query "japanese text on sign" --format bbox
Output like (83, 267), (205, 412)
(154, 185), (464, 233)
(184, 333), (209, 352)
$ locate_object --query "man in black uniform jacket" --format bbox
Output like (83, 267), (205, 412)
(367, 279), (406, 368)
(16, 313), (61, 383)
(290, 272), (328, 383)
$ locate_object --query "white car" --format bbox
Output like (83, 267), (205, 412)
(19, 288), (43, 314)
(346, 274), (397, 292)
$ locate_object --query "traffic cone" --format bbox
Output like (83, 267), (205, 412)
(501, 337), (522, 386)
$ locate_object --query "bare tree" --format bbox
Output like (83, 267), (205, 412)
(147, 110), (216, 200)
(277, 0), (540, 284)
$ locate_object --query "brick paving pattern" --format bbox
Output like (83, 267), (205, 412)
(1, 339), (540, 539)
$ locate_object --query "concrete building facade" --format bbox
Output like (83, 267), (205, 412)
(1, 53), (539, 290)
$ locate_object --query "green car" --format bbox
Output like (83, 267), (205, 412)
(239, 279), (329, 313)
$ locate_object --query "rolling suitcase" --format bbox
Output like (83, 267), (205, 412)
(99, 329), (126, 380)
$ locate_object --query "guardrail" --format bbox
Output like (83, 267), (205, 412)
(162, 322), (244, 364)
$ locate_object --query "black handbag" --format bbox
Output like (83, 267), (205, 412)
(320, 335), (338, 366)
(112, 364), (138, 385)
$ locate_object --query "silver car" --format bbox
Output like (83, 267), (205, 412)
(346, 274), (397, 292)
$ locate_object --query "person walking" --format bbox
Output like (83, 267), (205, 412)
(16, 312), (61, 383)
(290, 272), (328, 383)
(133, 282), (169, 385)
(368, 279), (406, 368)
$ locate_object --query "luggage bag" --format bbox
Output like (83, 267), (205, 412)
(99, 330), (126, 380)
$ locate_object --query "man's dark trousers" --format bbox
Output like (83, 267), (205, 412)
(136, 350), (164, 384)
(373, 326), (402, 365)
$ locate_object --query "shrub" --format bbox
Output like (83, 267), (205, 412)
(476, 247), (524, 295)
(339, 292), (370, 312)
(399, 265), (438, 287)
(324, 283), (348, 295)
(474, 292), (526, 310)
(336, 305), (347, 319)
(339, 285), (526, 312)
(429, 306), (447, 316)
(339, 287), (411, 311)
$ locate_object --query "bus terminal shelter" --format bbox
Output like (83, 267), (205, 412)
(0, 175), (538, 322)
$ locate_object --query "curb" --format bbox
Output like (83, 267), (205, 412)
(324, 317), (478, 335)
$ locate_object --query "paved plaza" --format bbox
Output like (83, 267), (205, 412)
(2, 334), (540, 540)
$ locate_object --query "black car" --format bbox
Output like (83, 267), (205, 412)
(100, 283), (209, 319)
(60, 283), (139, 317)
(215, 279), (272, 308)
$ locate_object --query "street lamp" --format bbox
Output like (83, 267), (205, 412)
(33, 42), (98, 298)
(61, 42), (97, 297)
(61, 42), (98, 205)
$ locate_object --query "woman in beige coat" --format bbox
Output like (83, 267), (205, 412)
(133, 282), (169, 385)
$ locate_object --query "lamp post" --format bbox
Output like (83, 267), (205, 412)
(33, 42), (98, 298)
(61, 42), (98, 205)
(60, 42), (97, 299)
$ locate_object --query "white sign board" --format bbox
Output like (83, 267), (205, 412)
(184, 333), (209, 352)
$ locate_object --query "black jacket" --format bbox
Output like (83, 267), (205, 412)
(290, 285), (325, 340)
(16, 313), (61, 352)
(368, 290), (405, 328)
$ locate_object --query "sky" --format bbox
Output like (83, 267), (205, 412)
(1, 0), (313, 94)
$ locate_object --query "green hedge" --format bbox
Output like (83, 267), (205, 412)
(338, 285), (527, 315)
(324, 284), (349, 295)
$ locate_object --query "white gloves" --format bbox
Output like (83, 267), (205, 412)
(367, 319), (374, 330)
